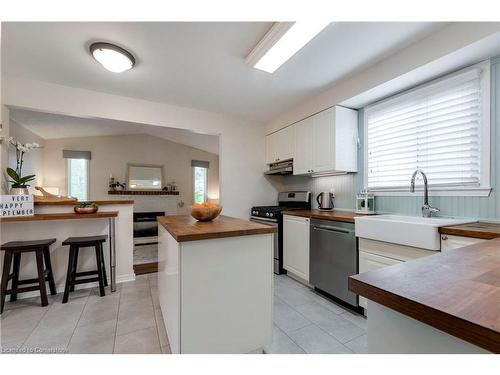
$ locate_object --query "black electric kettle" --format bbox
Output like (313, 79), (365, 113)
(316, 192), (334, 210)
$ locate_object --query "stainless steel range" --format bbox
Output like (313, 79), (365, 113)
(250, 191), (311, 274)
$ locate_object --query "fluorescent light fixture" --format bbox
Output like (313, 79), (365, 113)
(248, 22), (330, 73)
(90, 42), (135, 73)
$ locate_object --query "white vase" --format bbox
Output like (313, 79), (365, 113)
(9, 186), (29, 195)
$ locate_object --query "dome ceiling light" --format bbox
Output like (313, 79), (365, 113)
(89, 42), (135, 73)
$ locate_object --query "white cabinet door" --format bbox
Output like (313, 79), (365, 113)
(293, 118), (313, 175)
(283, 215), (310, 282)
(440, 235), (486, 251)
(312, 108), (334, 173)
(358, 250), (402, 310)
(265, 126), (294, 164)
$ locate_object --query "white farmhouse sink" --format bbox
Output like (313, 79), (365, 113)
(354, 215), (476, 250)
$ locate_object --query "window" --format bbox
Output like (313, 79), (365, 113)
(364, 61), (490, 196)
(193, 166), (208, 203)
(67, 158), (89, 201)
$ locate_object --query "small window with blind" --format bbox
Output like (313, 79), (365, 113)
(64, 150), (91, 201)
(364, 61), (491, 196)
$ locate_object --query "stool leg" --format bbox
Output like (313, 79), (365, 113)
(35, 250), (48, 307)
(70, 247), (79, 292)
(10, 252), (21, 302)
(95, 245), (105, 297)
(43, 247), (57, 296)
(100, 243), (108, 287)
(1, 251), (13, 314)
(63, 246), (76, 304)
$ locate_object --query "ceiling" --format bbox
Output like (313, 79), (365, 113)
(2, 22), (448, 122)
(10, 109), (220, 155)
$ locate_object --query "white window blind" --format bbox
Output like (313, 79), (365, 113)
(365, 68), (483, 190)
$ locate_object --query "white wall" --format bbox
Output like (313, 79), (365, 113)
(40, 133), (219, 212)
(7, 120), (45, 190)
(2, 77), (278, 219)
(267, 22), (500, 133)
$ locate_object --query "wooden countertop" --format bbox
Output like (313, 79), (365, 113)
(0, 211), (119, 223)
(349, 238), (500, 353)
(158, 215), (277, 242)
(439, 222), (500, 240)
(282, 209), (370, 224)
(34, 200), (134, 206)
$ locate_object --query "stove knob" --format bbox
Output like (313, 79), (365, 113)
(269, 212), (274, 217)
(265, 212), (270, 217)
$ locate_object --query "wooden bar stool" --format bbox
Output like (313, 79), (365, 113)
(0, 239), (57, 314)
(62, 235), (108, 303)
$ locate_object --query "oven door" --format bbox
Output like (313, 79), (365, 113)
(250, 216), (279, 273)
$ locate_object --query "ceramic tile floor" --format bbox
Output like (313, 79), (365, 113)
(1, 273), (367, 354)
(264, 274), (367, 354)
(0, 273), (170, 354)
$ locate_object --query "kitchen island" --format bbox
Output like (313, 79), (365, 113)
(157, 215), (276, 354)
(349, 238), (500, 354)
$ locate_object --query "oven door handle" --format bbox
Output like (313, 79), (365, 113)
(250, 217), (278, 225)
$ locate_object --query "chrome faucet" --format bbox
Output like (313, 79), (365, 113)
(410, 169), (440, 218)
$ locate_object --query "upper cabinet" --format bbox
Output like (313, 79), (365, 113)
(293, 117), (314, 174)
(265, 105), (358, 174)
(265, 125), (295, 164)
(294, 106), (358, 175)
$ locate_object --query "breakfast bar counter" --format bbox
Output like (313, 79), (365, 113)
(1, 201), (134, 298)
(349, 238), (500, 353)
(156, 214), (276, 354)
(0, 211), (118, 222)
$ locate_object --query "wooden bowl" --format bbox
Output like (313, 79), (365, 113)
(74, 206), (98, 214)
(190, 205), (222, 221)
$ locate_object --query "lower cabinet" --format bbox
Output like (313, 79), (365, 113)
(440, 234), (486, 251)
(358, 251), (402, 310)
(357, 238), (434, 312)
(283, 215), (310, 282)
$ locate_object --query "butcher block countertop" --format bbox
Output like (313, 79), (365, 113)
(349, 238), (500, 353)
(282, 209), (370, 224)
(439, 222), (500, 240)
(0, 211), (119, 223)
(158, 215), (277, 242)
(34, 200), (134, 206)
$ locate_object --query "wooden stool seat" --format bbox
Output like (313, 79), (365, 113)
(62, 235), (108, 303)
(1, 238), (57, 314)
(62, 235), (107, 246)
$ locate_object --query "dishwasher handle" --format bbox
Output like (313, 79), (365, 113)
(312, 225), (352, 234)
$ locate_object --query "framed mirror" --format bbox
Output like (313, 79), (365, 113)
(127, 164), (163, 190)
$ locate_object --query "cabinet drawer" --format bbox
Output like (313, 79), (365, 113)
(440, 235), (486, 251)
(358, 250), (403, 310)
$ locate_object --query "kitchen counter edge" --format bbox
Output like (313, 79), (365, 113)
(157, 215), (277, 242)
(282, 209), (370, 224)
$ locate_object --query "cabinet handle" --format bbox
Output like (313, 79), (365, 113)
(441, 236), (448, 240)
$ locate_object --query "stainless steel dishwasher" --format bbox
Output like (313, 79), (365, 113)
(310, 218), (358, 307)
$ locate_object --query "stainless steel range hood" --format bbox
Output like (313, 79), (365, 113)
(264, 160), (293, 175)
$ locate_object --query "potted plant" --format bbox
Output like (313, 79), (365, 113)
(0, 136), (41, 195)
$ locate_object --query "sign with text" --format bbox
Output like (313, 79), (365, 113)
(0, 195), (35, 218)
